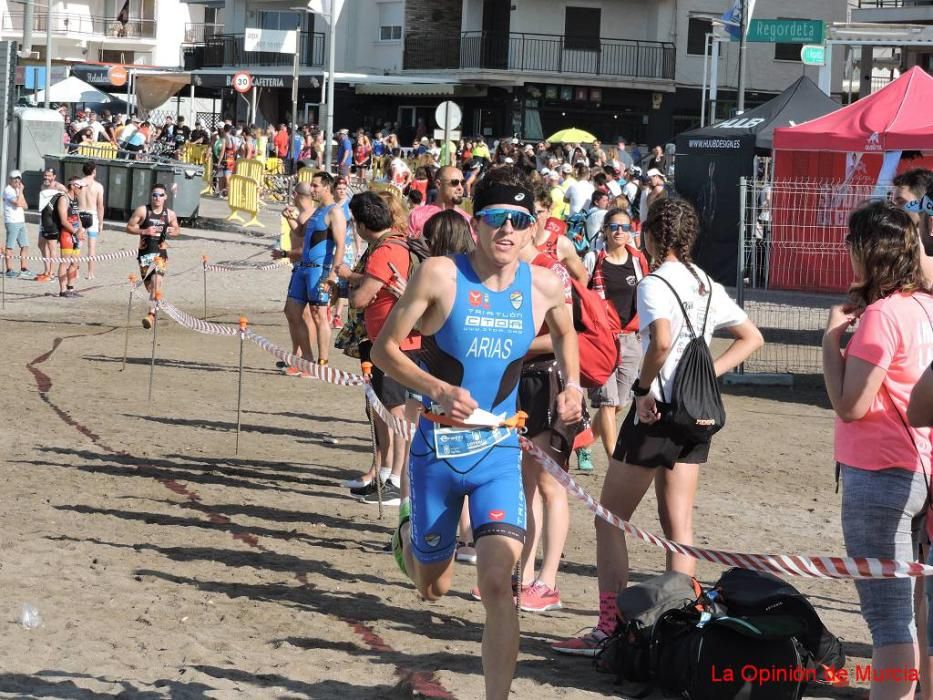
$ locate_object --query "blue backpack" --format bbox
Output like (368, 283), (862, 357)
(565, 210), (591, 256)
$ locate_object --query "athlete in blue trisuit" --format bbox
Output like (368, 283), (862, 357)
(275, 172), (345, 367)
(372, 166), (583, 700)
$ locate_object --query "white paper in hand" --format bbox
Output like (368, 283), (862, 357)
(460, 408), (506, 427)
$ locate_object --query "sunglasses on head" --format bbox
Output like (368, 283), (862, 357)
(476, 208), (536, 230)
(605, 222), (632, 233)
(903, 195), (933, 215)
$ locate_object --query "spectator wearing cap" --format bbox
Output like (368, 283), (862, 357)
(189, 119), (210, 145)
(3, 170), (33, 279)
(641, 168), (668, 224)
(559, 162), (575, 193)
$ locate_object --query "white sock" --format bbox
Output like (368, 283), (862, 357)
(387, 474), (401, 488)
(379, 467), (391, 483)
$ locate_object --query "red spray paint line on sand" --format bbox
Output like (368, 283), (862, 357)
(26, 332), (456, 698)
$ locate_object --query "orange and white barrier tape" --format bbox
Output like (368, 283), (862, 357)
(12, 249), (136, 264)
(150, 297), (933, 580)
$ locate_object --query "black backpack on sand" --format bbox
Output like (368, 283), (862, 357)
(650, 606), (810, 700)
(713, 568), (846, 685)
(650, 271), (726, 443)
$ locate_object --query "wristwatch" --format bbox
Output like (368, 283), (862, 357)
(632, 379), (651, 398)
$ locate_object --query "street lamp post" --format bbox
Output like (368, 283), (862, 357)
(323, 1), (336, 174)
(737, 0), (748, 114)
(44, 0), (52, 108)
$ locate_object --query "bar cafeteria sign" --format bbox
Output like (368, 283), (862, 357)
(244, 28), (297, 54)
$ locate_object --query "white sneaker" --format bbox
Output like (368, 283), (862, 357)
(342, 476), (372, 490)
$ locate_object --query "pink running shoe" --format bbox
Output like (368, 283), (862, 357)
(519, 580), (562, 612)
(551, 627), (610, 657)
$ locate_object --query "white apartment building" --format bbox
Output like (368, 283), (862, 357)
(181, 0), (849, 143)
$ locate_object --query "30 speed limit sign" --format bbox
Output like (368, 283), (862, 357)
(232, 71), (253, 94)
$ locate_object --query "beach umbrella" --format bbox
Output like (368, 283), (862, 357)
(547, 127), (597, 144)
(33, 76), (113, 104)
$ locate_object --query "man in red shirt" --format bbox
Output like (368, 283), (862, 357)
(344, 191), (421, 505)
(406, 165), (472, 238)
(274, 123), (289, 159)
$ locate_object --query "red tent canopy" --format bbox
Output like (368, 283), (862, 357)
(773, 66), (933, 152)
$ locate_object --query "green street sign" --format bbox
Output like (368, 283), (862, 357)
(800, 44), (826, 66)
(747, 19), (825, 44)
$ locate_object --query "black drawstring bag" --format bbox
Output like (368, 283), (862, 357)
(650, 271), (726, 443)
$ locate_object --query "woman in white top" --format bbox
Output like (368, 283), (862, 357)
(554, 197), (763, 656)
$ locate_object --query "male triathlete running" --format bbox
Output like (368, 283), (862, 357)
(372, 166), (582, 700)
(127, 182), (180, 328)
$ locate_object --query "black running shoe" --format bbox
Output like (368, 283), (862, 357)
(362, 481), (401, 506)
(350, 479), (381, 498)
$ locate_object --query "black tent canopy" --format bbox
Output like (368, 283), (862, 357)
(675, 77), (840, 285)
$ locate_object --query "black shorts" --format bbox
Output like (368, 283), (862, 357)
(371, 349), (419, 410)
(40, 229), (59, 242)
(612, 402), (711, 469)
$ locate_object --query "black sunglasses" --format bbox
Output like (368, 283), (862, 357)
(151, 192), (167, 198)
(442, 179), (464, 187)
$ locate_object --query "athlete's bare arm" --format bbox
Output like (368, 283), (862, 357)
(94, 183), (104, 224)
(532, 265), (583, 424)
(166, 210), (180, 237)
(126, 206), (148, 236)
(556, 235), (589, 284)
(327, 206), (346, 285)
(371, 256), (477, 420)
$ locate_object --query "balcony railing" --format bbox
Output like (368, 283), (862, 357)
(195, 32), (325, 68)
(1, 11), (156, 38)
(183, 22), (223, 45)
(856, 1), (933, 7)
(404, 31), (675, 81)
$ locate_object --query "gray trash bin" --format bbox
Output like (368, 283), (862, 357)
(130, 162), (157, 212)
(107, 160), (134, 219)
(154, 163), (204, 219)
(62, 155), (91, 183)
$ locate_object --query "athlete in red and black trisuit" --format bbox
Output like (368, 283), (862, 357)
(126, 182), (180, 328)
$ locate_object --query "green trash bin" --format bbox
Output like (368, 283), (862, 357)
(107, 160), (134, 219)
(154, 163), (204, 219)
(130, 162), (157, 212)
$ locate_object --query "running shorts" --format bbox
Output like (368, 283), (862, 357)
(287, 265), (330, 306)
(59, 229), (80, 256)
(407, 422), (526, 564)
(139, 252), (167, 278)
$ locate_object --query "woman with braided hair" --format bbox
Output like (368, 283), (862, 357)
(554, 197), (763, 656)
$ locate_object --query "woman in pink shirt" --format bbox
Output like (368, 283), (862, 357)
(824, 201), (933, 700)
